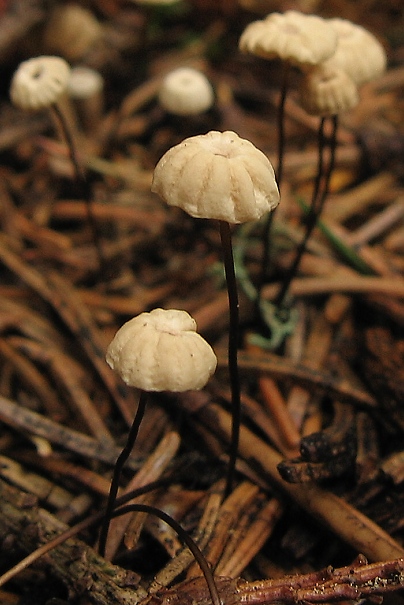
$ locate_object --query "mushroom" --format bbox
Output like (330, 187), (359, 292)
(67, 66), (104, 134)
(158, 67), (214, 116)
(239, 11), (338, 293)
(10, 56), (103, 271)
(152, 130), (279, 223)
(239, 10), (338, 70)
(299, 62), (359, 118)
(274, 62), (359, 307)
(10, 55), (71, 112)
(152, 130), (279, 495)
(99, 308), (217, 556)
(43, 3), (103, 63)
(324, 18), (387, 87)
(106, 308), (217, 392)
(279, 20), (387, 307)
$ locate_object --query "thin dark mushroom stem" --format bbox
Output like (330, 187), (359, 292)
(275, 114), (339, 308)
(275, 62), (290, 188)
(50, 103), (104, 273)
(219, 220), (241, 498)
(258, 63), (290, 294)
(98, 390), (149, 558)
(112, 503), (221, 605)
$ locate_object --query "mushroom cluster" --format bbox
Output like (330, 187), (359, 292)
(238, 10), (388, 310)
(239, 10), (387, 118)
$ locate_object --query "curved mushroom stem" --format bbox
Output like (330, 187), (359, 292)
(219, 221), (241, 498)
(98, 390), (149, 558)
(112, 503), (221, 605)
(275, 114), (339, 309)
(50, 103), (104, 274)
(258, 62), (290, 294)
(275, 62), (290, 189)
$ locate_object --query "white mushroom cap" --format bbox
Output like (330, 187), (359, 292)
(10, 56), (71, 111)
(159, 67), (214, 116)
(324, 18), (387, 86)
(106, 308), (217, 392)
(239, 11), (338, 69)
(299, 63), (359, 117)
(67, 66), (104, 100)
(152, 130), (279, 224)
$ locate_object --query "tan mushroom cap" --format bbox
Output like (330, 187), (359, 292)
(159, 67), (214, 116)
(299, 63), (359, 117)
(43, 4), (103, 62)
(106, 309), (217, 392)
(10, 56), (71, 111)
(324, 18), (387, 86)
(239, 10), (338, 69)
(152, 130), (279, 224)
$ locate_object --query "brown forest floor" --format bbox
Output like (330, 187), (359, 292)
(0, 0), (404, 604)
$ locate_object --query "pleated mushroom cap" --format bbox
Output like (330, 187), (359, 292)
(324, 18), (387, 86)
(10, 56), (71, 111)
(299, 63), (359, 117)
(151, 130), (279, 224)
(106, 309), (217, 392)
(239, 10), (338, 69)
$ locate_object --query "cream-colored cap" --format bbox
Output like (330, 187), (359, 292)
(159, 67), (214, 116)
(324, 18), (387, 86)
(239, 10), (338, 68)
(152, 130), (279, 224)
(10, 56), (71, 111)
(67, 66), (104, 99)
(106, 309), (217, 392)
(299, 63), (359, 116)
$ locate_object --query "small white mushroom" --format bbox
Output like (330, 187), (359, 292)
(106, 308), (217, 392)
(67, 66), (104, 133)
(10, 56), (71, 112)
(239, 10), (338, 70)
(324, 18), (387, 86)
(159, 67), (214, 116)
(299, 63), (359, 117)
(151, 130), (279, 224)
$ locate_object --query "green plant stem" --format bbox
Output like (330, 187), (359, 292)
(219, 221), (241, 498)
(98, 391), (149, 558)
(50, 103), (104, 273)
(275, 115), (338, 308)
(112, 504), (221, 605)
